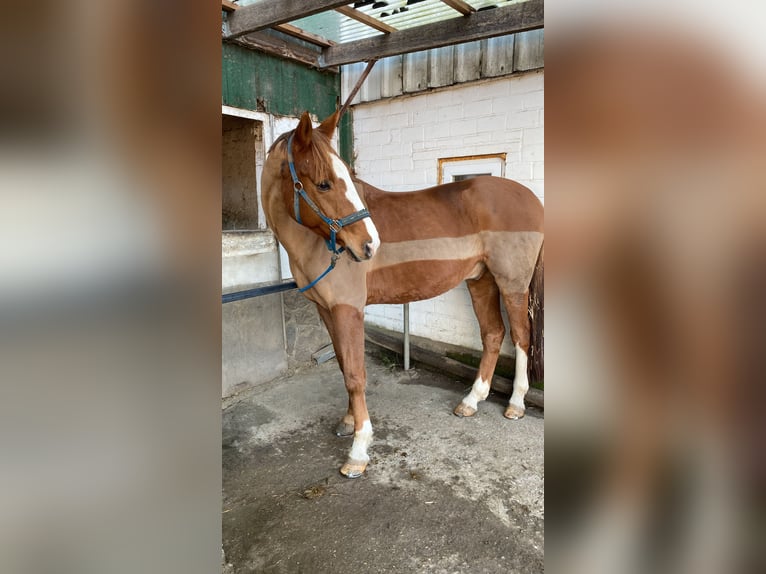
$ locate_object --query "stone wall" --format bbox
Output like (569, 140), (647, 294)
(222, 230), (287, 396)
(282, 290), (332, 368)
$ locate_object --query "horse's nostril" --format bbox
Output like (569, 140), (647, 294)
(364, 241), (374, 259)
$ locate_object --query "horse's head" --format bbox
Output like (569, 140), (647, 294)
(279, 111), (380, 262)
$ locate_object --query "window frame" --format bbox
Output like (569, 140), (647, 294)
(437, 153), (507, 185)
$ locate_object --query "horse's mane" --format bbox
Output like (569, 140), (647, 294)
(269, 128), (336, 183)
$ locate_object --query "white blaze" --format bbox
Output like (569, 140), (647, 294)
(330, 154), (380, 254)
(462, 376), (490, 410)
(348, 419), (373, 462)
(509, 343), (529, 410)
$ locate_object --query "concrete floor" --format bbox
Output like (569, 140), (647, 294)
(222, 350), (544, 574)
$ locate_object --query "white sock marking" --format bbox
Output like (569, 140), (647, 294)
(330, 154), (380, 253)
(462, 377), (490, 410)
(509, 343), (529, 410)
(348, 419), (373, 462)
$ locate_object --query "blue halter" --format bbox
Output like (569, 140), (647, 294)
(286, 132), (372, 292)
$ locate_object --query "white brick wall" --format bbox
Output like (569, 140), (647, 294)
(355, 71), (544, 355)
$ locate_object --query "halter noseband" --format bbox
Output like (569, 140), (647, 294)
(286, 132), (372, 292)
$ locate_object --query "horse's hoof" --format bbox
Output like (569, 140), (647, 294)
(504, 404), (525, 420)
(334, 421), (355, 437)
(340, 459), (367, 479)
(453, 402), (477, 417)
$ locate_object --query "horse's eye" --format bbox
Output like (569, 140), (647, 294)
(317, 180), (332, 192)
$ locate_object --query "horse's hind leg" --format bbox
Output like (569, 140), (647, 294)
(502, 290), (531, 419)
(454, 271), (506, 417)
(316, 304), (355, 437)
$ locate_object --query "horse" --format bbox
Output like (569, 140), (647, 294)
(261, 110), (544, 478)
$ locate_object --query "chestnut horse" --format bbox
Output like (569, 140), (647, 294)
(262, 111), (544, 478)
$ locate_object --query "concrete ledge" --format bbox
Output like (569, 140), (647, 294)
(222, 230), (281, 292)
(222, 230), (276, 258)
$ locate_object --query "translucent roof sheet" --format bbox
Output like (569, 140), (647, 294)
(233, 1), (525, 45)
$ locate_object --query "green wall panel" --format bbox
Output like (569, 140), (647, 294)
(223, 43), (338, 118)
(222, 43), (355, 164)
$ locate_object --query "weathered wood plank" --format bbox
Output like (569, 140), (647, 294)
(319, 0), (543, 68)
(335, 5), (397, 34)
(274, 23), (336, 48)
(379, 55), (404, 99)
(513, 28), (544, 71)
(225, 0), (350, 39)
(403, 50), (429, 93)
(454, 40), (482, 83)
(227, 29), (327, 71)
(481, 35), (514, 78)
(428, 45), (455, 88)
(221, 0), (238, 13)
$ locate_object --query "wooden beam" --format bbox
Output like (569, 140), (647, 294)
(225, 0), (350, 39)
(439, 0), (475, 16)
(365, 327), (544, 409)
(335, 5), (397, 34)
(319, 0), (543, 68)
(226, 29), (332, 71)
(221, 0), (238, 12)
(274, 23), (336, 48)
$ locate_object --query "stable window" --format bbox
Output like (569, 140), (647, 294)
(222, 114), (264, 230)
(438, 153), (506, 184)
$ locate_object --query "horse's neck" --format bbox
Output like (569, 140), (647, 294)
(353, 178), (385, 203)
(273, 208), (323, 261)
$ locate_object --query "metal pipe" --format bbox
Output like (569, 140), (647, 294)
(403, 303), (410, 370)
(222, 279), (298, 304)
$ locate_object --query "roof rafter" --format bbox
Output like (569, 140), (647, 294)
(275, 23), (336, 47)
(335, 5), (397, 34)
(221, 0), (238, 13)
(439, 0), (475, 16)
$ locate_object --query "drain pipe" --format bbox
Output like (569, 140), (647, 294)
(403, 303), (410, 370)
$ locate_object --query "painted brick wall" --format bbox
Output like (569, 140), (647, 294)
(355, 71), (544, 355)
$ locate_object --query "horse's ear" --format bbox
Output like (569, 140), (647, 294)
(294, 111), (313, 150)
(317, 110), (341, 137)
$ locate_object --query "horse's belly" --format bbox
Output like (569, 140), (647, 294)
(366, 258), (483, 305)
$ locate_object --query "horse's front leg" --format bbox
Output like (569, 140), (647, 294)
(316, 304), (355, 437)
(330, 304), (372, 478)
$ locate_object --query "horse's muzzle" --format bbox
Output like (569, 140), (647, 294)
(348, 240), (376, 262)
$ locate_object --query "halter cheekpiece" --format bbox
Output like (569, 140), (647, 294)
(287, 132), (371, 292)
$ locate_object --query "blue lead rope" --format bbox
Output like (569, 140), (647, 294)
(286, 133), (372, 293)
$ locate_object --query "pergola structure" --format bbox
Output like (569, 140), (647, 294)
(222, 0), (543, 70)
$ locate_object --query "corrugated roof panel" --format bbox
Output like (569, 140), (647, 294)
(360, 0), (460, 32)
(233, 1), (531, 46)
(289, 11), (351, 44)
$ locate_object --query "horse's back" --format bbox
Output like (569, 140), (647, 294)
(463, 176), (543, 234)
(361, 176), (543, 303)
(361, 176), (542, 243)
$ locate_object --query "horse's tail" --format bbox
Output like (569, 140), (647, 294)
(528, 242), (544, 384)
